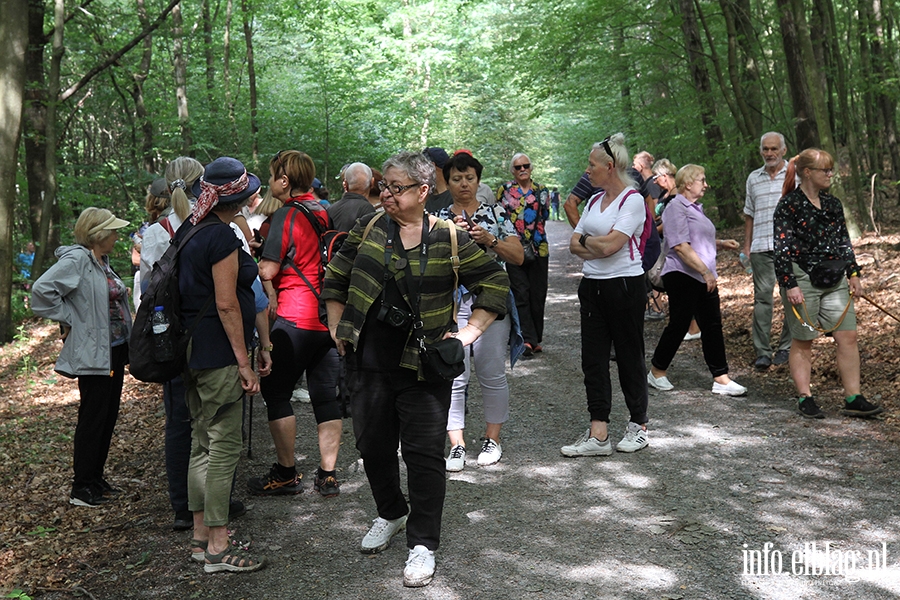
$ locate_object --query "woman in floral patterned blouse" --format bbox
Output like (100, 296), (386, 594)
(773, 148), (883, 419)
(497, 153), (550, 355)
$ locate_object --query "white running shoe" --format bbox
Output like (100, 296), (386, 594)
(712, 380), (747, 396)
(403, 545), (435, 587)
(684, 331), (701, 341)
(560, 429), (613, 457)
(617, 422), (649, 453)
(647, 371), (674, 391)
(476, 438), (502, 466)
(446, 444), (466, 472)
(360, 515), (407, 554)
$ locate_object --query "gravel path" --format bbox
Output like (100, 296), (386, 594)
(107, 220), (900, 599)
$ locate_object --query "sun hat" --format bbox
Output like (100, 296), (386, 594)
(191, 157), (261, 205)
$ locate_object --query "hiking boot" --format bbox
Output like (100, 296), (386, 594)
(173, 510), (193, 531)
(403, 545), (435, 587)
(361, 515), (407, 554)
(616, 422), (649, 453)
(247, 464), (302, 496)
(313, 470), (340, 498)
(754, 355), (772, 370)
(476, 438), (502, 466)
(70, 486), (108, 508)
(798, 396), (825, 419)
(560, 429), (613, 457)
(840, 395), (884, 418)
(773, 349), (790, 365)
(229, 500), (247, 520)
(445, 444), (466, 472)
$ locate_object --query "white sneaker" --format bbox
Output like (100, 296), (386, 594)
(560, 429), (613, 457)
(712, 380), (747, 396)
(291, 387), (311, 403)
(403, 545), (435, 587)
(617, 422), (649, 453)
(476, 438), (502, 466)
(446, 444), (466, 472)
(360, 515), (407, 554)
(684, 331), (702, 341)
(647, 371), (674, 391)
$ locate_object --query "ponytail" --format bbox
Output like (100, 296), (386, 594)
(781, 148), (833, 197)
(164, 156), (204, 223)
(782, 156), (799, 197)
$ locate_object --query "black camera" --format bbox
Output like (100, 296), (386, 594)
(376, 302), (414, 330)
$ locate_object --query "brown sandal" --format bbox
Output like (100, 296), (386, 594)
(204, 547), (265, 573)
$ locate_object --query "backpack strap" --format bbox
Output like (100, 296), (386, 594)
(160, 216), (176, 238)
(615, 189), (644, 261)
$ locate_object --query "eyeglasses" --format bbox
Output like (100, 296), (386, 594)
(810, 168), (834, 175)
(599, 136), (616, 168)
(377, 180), (421, 195)
(513, 163), (531, 171)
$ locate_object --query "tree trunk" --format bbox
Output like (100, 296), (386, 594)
(202, 0), (216, 114)
(242, 0), (258, 166)
(731, 0), (762, 136)
(613, 28), (633, 132)
(678, 0), (737, 223)
(868, 0), (900, 180)
(172, 1), (192, 156)
(224, 0), (237, 151)
(0, 0), (29, 341)
(132, 0), (154, 173)
(33, 0), (65, 280)
(776, 0), (819, 150)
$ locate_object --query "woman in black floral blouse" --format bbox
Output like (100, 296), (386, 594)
(773, 148), (883, 420)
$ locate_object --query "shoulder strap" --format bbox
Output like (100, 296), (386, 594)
(614, 189), (644, 261)
(447, 221), (459, 321)
(159, 217), (176, 238)
(360, 211), (386, 245)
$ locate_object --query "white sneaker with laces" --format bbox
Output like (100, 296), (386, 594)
(647, 371), (674, 391)
(560, 429), (613, 457)
(712, 380), (747, 396)
(476, 438), (502, 466)
(360, 515), (407, 554)
(617, 422), (649, 453)
(403, 545), (435, 587)
(446, 444), (466, 472)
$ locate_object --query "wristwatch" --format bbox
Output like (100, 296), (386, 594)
(579, 233), (590, 247)
(489, 237), (499, 248)
(261, 344), (274, 352)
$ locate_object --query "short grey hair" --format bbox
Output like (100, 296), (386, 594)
(652, 158), (677, 177)
(382, 152), (435, 193)
(343, 162), (373, 194)
(509, 153), (531, 173)
(760, 131), (786, 151)
(591, 133), (637, 189)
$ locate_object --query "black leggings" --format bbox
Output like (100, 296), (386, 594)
(259, 318), (341, 423)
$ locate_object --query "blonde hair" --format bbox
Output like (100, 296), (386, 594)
(165, 156), (203, 222)
(590, 133), (637, 189)
(675, 164), (706, 194)
(74, 208), (118, 248)
(253, 189), (281, 218)
(652, 158), (676, 177)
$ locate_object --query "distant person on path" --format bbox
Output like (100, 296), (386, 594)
(327, 162), (376, 233)
(323, 151), (509, 587)
(744, 132), (793, 370)
(32, 208), (132, 508)
(423, 146), (452, 213)
(561, 135), (650, 457)
(647, 164), (747, 397)
(16, 241), (35, 281)
(498, 152), (550, 356)
(550, 187), (561, 220)
(773, 148), (884, 420)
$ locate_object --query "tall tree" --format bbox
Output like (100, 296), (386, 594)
(242, 0), (258, 165)
(0, 0), (29, 341)
(172, 1), (192, 156)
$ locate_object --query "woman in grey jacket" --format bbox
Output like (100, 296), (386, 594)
(32, 208), (133, 508)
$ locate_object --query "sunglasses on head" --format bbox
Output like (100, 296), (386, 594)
(599, 136), (615, 168)
(513, 163), (531, 171)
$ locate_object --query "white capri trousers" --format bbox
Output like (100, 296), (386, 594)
(447, 294), (511, 431)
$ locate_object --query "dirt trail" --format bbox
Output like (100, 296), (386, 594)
(31, 220), (900, 599)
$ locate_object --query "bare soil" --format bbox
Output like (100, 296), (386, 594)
(4, 219), (900, 599)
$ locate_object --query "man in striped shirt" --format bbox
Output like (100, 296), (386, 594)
(743, 132), (792, 370)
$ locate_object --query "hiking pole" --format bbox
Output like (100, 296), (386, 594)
(858, 293), (900, 324)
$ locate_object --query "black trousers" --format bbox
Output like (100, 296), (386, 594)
(507, 255), (549, 346)
(164, 375), (191, 514)
(651, 271), (729, 377)
(579, 276), (649, 424)
(73, 343), (127, 490)
(346, 361), (451, 551)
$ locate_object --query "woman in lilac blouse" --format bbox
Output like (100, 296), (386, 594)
(647, 164), (746, 396)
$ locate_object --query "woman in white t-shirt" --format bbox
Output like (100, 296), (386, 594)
(561, 134), (650, 458)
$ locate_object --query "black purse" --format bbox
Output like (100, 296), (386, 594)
(421, 337), (465, 382)
(806, 259), (849, 289)
(520, 238), (536, 263)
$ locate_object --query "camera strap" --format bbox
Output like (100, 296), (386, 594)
(381, 214), (430, 347)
